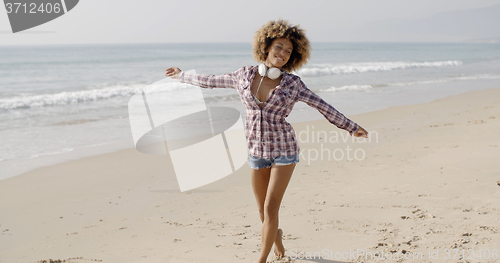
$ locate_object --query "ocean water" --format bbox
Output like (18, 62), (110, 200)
(1, 42), (500, 179)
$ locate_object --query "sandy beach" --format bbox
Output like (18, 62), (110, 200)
(1, 87), (499, 263)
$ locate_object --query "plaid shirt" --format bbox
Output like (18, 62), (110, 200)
(178, 65), (359, 158)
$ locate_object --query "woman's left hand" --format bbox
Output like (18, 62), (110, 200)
(353, 126), (369, 138)
(165, 67), (182, 79)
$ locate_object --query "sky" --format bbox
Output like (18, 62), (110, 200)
(1, 0), (500, 45)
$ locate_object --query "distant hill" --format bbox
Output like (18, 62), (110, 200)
(353, 4), (500, 42)
(466, 37), (500, 43)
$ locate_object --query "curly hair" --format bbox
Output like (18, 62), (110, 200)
(252, 19), (311, 73)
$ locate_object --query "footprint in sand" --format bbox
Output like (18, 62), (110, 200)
(268, 256), (296, 262)
(36, 258), (105, 263)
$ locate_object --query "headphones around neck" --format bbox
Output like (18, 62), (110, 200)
(258, 63), (283, 80)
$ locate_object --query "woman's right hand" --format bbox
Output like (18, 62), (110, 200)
(165, 67), (182, 79)
(353, 126), (369, 138)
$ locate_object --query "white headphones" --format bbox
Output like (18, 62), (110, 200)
(258, 63), (283, 80)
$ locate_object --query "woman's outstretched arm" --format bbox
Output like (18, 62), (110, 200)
(165, 66), (247, 90)
(297, 79), (368, 138)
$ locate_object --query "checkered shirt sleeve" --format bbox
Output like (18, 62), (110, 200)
(297, 79), (359, 135)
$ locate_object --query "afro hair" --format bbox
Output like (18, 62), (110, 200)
(252, 19), (311, 73)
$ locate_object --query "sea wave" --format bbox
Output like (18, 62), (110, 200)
(297, 60), (463, 77)
(30, 148), (75, 159)
(0, 81), (188, 110)
(322, 74), (500, 92)
(325, 85), (374, 92)
(391, 74), (500, 87)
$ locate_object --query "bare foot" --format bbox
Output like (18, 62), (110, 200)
(273, 228), (285, 258)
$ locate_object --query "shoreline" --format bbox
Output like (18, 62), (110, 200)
(0, 140), (135, 181)
(1, 87), (499, 263)
(2, 83), (499, 182)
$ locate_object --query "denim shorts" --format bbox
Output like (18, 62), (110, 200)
(247, 153), (300, 170)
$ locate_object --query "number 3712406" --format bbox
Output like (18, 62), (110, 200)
(5, 2), (62, 14)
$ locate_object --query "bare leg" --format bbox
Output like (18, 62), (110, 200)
(255, 163), (296, 263)
(251, 167), (285, 258)
(274, 228), (285, 258)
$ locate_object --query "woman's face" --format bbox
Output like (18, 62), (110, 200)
(265, 38), (293, 70)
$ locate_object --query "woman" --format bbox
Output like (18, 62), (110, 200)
(166, 19), (368, 263)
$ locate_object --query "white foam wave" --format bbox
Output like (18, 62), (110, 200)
(391, 74), (500, 87)
(0, 81), (189, 110)
(325, 85), (373, 92)
(323, 74), (500, 92)
(30, 148), (75, 159)
(392, 79), (449, 87)
(455, 75), (500, 81)
(297, 60), (463, 77)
